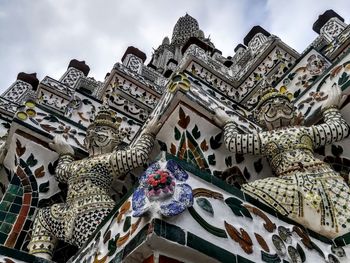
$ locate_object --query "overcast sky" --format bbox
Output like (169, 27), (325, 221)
(0, 0), (350, 93)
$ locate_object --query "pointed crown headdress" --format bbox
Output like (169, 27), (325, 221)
(255, 79), (291, 111)
(87, 105), (122, 131)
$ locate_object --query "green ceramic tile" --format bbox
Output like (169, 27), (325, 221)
(17, 187), (23, 196)
(307, 228), (332, 244)
(237, 255), (255, 263)
(7, 185), (18, 194)
(153, 218), (186, 245)
(14, 196), (23, 204)
(187, 232), (236, 263)
(0, 233), (7, 243)
(334, 237), (346, 247)
(5, 213), (17, 224)
(0, 223), (12, 234)
(188, 207), (227, 238)
(342, 232), (350, 245)
(0, 201), (11, 212)
(10, 204), (21, 214)
(261, 251), (281, 263)
(111, 250), (124, 263)
(123, 223), (149, 259)
(0, 211), (6, 221)
(3, 193), (15, 202)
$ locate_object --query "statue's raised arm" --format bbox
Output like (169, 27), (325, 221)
(49, 135), (75, 184)
(108, 115), (161, 177)
(307, 85), (350, 148)
(214, 107), (262, 155)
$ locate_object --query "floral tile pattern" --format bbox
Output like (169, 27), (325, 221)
(132, 159), (193, 217)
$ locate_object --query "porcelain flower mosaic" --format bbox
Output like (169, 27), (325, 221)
(132, 159), (193, 217)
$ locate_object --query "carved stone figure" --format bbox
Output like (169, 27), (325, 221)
(214, 85), (350, 239)
(28, 107), (161, 259)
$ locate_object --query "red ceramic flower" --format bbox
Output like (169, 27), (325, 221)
(146, 170), (175, 198)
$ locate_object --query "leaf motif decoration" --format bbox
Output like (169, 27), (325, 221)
(103, 230), (111, 244)
(293, 89), (301, 98)
(26, 153), (38, 167)
(82, 99), (92, 105)
(93, 252), (108, 263)
(78, 112), (89, 122)
(188, 207), (227, 238)
(254, 158), (263, 173)
(16, 166), (26, 180)
(16, 139), (26, 157)
(224, 221), (253, 254)
(39, 181), (50, 193)
(117, 232), (130, 247)
(196, 197), (214, 215)
(170, 143), (177, 155)
(243, 167), (251, 180)
(178, 107), (190, 129)
(123, 216), (131, 232)
(297, 243), (306, 262)
(174, 127), (181, 141)
(255, 233), (270, 252)
(191, 125), (201, 139)
(288, 72), (297, 80)
(43, 114), (59, 123)
(120, 201), (131, 213)
(192, 188), (224, 200)
(225, 197), (252, 219)
(48, 159), (59, 175)
(331, 144), (343, 157)
(200, 139), (208, 151)
(292, 226), (313, 249)
(157, 140), (167, 152)
(235, 154), (244, 164)
(208, 154), (216, 165)
(1, 122), (11, 129)
(34, 165), (45, 178)
(225, 156), (232, 167)
(209, 132), (222, 150)
(130, 217), (142, 235)
(338, 72), (349, 86)
(40, 124), (56, 132)
(244, 204), (276, 232)
(107, 234), (119, 256)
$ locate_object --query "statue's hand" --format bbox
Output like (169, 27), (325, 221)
(143, 116), (162, 136)
(322, 84), (343, 110)
(213, 106), (231, 127)
(49, 135), (74, 156)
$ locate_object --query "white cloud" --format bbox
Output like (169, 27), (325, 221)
(265, 0), (350, 51)
(0, 0), (349, 93)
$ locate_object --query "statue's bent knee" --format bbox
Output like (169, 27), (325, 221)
(28, 208), (58, 260)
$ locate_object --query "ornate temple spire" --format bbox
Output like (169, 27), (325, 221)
(149, 13), (215, 74)
(171, 13), (201, 45)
